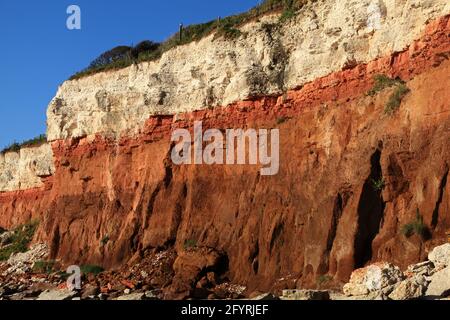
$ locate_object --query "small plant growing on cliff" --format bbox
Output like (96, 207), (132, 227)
(367, 75), (398, 96)
(401, 210), (430, 239)
(317, 274), (332, 286)
(80, 265), (104, 275)
(1, 134), (47, 154)
(371, 178), (385, 191)
(0, 220), (38, 261)
(183, 239), (197, 250)
(384, 83), (410, 115)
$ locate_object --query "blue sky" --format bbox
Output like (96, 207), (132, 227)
(0, 0), (258, 149)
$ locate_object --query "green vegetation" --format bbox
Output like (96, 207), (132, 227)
(317, 274), (332, 286)
(33, 260), (57, 274)
(384, 83), (410, 115)
(367, 74), (410, 115)
(183, 239), (197, 250)
(0, 220), (39, 261)
(401, 210), (429, 239)
(80, 265), (104, 275)
(371, 178), (385, 191)
(1, 134), (47, 154)
(70, 0), (307, 80)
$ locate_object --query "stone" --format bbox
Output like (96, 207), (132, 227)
(426, 266), (450, 298)
(250, 293), (279, 300)
(343, 263), (404, 297)
(144, 290), (160, 300)
(428, 243), (450, 268)
(406, 261), (435, 277)
(0, 143), (54, 192)
(280, 290), (330, 301)
(37, 289), (77, 301)
(116, 292), (145, 300)
(388, 276), (428, 300)
(0, 231), (14, 246)
(6, 244), (49, 275)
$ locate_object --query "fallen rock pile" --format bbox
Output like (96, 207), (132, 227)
(343, 243), (450, 300)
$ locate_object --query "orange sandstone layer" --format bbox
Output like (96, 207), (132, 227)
(0, 15), (449, 293)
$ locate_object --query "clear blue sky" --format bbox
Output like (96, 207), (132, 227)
(0, 0), (258, 149)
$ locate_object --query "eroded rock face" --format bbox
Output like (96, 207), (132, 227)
(0, 4), (449, 295)
(0, 143), (54, 192)
(45, 0), (449, 141)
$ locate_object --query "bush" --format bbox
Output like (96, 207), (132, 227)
(384, 84), (410, 115)
(371, 178), (385, 191)
(0, 220), (39, 261)
(131, 40), (160, 60)
(183, 239), (197, 250)
(276, 116), (291, 124)
(401, 210), (429, 239)
(100, 235), (110, 247)
(88, 45), (132, 69)
(33, 260), (57, 274)
(80, 265), (104, 275)
(366, 74), (410, 115)
(1, 134), (47, 154)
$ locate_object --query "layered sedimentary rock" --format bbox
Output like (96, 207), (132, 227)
(46, 0), (449, 140)
(1, 0), (449, 294)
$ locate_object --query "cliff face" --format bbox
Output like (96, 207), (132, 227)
(47, 0), (449, 140)
(1, 0), (449, 294)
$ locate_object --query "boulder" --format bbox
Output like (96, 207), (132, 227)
(406, 261), (435, 277)
(37, 289), (77, 301)
(428, 243), (450, 269)
(280, 290), (330, 300)
(426, 266), (450, 298)
(250, 293), (279, 300)
(388, 276), (428, 300)
(343, 262), (404, 298)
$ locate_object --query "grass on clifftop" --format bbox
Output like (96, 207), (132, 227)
(70, 0), (306, 80)
(0, 220), (39, 261)
(1, 134), (47, 155)
(401, 210), (430, 240)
